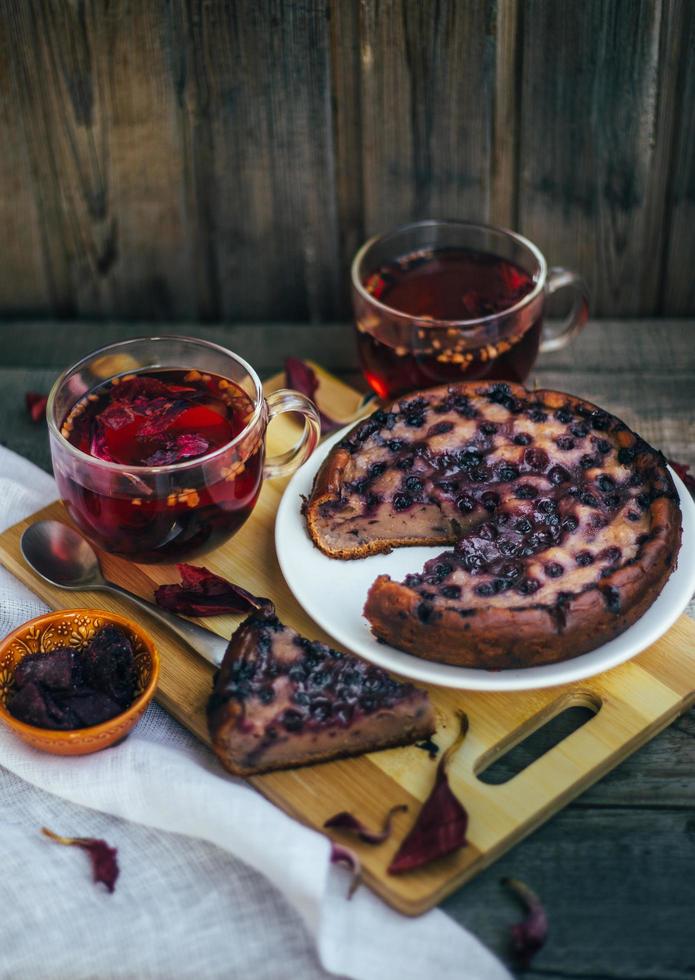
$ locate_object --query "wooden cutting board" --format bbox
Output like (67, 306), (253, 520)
(1, 365), (694, 916)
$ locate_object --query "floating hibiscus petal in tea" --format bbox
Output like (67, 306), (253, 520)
(324, 804), (408, 845)
(140, 433), (209, 467)
(388, 712), (469, 874)
(284, 358), (342, 436)
(26, 391), (48, 423)
(502, 877), (548, 967)
(57, 368), (264, 562)
(155, 563), (272, 617)
(42, 827), (120, 893)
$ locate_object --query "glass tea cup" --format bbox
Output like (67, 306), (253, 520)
(351, 219), (589, 399)
(47, 336), (320, 563)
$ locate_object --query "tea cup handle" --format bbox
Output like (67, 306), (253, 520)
(263, 388), (322, 479)
(540, 267), (590, 353)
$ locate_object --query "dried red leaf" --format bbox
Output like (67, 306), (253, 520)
(141, 396), (173, 417)
(8, 627), (137, 731)
(284, 357), (342, 436)
(89, 423), (116, 462)
(42, 827), (119, 893)
(155, 563), (273, 616)
(113, 376), (172, 403)
(669, 458), (695, 494)
(26, 392), (48, 423)
(502, 877), (548, 968)
(329, 841), (362, 899)
(388, 712), (469, 874)
(143, 433), (209, 466)
(324, 804), (408, 845)
(98, 401), (137, 431)
(134, 400), (187, 440)
(9, 681), (79, 730)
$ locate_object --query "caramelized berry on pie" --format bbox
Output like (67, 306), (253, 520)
(305, 382), (681, 669)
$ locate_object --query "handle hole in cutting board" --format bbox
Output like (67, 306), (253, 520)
(475, 693), (602, 786)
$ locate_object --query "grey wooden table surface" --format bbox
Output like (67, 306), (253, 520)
(1, 319), (694, 979)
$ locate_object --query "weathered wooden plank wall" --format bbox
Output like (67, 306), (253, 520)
(661, 0), (695, 314)
(519, 0), (673, 315)
(0, 0), (693, 323)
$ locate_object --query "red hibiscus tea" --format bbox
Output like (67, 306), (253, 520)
(352, 221), (589, 401)
(354, 247), (541, 399)
(64, 371), (245, 466)
(58, 369), (264, 562)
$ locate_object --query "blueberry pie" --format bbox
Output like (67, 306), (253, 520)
(207, 605), (434, 775)
(305, 382), (681, 669)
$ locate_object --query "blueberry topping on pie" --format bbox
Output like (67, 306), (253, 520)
(305, 382), (681, 669)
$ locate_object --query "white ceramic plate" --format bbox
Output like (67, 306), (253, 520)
(275, 428), (695, 690)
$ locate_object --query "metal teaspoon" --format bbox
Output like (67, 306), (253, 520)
(21, 520), (228, 668)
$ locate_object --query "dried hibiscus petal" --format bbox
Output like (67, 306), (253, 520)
(135, 401), (187, 440)
(155, 563), (273, 616)
(330, 841), (361, 898)
(98, 401), (137, 430)
(502, 877), (548, 967)
(8, 626), (137, 732)
(141, 395), (174, 416)
(26, 391), (48, 423)
(113, 375), (172, 403)
(63, 690), (123, 726)
(669, 458), (695, 494)
(8, 681), (79, 729)
(14, 648), (78, 690)
(324, 804), (408, 845)
(388, 712), (469, 874)
(143, 433), (210, 466)
(82, 625), (137, 707)
(284, 357), (341, 436)
(42, 827), (120, 893)
(89, 422), (115, 462)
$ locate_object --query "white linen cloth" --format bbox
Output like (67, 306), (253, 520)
(0, 445), (510, 980)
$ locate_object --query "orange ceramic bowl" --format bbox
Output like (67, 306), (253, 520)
(0, 608), (159, 755)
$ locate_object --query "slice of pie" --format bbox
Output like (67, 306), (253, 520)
(206, 605), (435, 776)
(305, 381), (681, 669)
